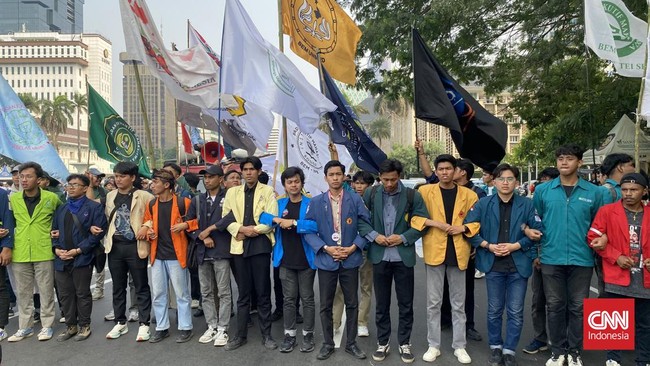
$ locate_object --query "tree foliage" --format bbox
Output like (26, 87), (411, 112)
(38, 95), (74, 151)
(367, 116), (392, 145)
(388, 141), (444, 177)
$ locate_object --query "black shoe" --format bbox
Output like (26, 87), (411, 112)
(262, 335), (278, 350)
(345, 343), (367, 359)
(225, 336), (247, 351)
(503, 354), (518, 366)
(176, 330), (193, 343)
(270, 309), (283, 322)
(279, 335), (296, 353)
(300, 333), (315, 353)
(466, 328), (483, 341)
(193, 308), (204, 317)
(488, 348), (503, 366)
(149, 329), (170, 343)
(33, 311), (41, 323)
(317, 344), (335, 360)
(440, 322), (451, 331)
(296, 312), (303, 324)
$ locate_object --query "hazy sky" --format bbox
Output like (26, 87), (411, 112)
(83, 0), (320, 114)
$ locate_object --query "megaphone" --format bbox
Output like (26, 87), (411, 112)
(201, 141), (225, 164)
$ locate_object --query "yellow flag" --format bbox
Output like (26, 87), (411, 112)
(281, 0), (362, 85)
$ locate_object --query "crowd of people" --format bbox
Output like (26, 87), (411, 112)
(0, 143), (647, 366)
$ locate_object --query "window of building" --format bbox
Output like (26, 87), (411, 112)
(58, 79), (61, 87)
(510, 136), (519, 144)
(35, 80), (38, 87)
(47, 80), (50, 87)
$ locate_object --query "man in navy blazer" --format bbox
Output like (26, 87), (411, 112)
(463, 164), (542, 366)
(304, 160), (371, 361)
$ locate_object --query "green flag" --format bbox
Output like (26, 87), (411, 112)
(87, 84), (151, 177)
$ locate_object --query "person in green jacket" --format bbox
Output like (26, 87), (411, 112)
(7, 162), (62, 342)
(38, 172), (66, 204)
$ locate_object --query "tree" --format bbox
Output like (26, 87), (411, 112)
(71, 93), (88, 162)
(18, 93), (40, 115)
(388, 141), (444, 178)
(38, 95), (74, 151)
(367, 116), (391, 145)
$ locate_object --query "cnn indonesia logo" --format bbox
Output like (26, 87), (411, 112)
(584, 298), (635, 350)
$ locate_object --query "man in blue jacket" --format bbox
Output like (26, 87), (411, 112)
(304, 160), (371, 361)
(533, 145), (604, 366)
(0, 188), (15, 342)
(464, 164), (543, 366)
(260, 167), (318, 354)
(52, 174), (107, 341)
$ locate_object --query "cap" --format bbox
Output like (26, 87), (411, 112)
(88, 168), (106, 178)
(42, 172), (60, 187)
(11, 165), (21, 173)
(621, 172), (648, 188)
(199, 165), (224, 176)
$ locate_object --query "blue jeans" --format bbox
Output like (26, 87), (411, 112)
(486, 270), (528, 354)
(151, 259), (192, 331)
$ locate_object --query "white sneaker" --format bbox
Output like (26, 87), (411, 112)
(59, 316), (66, 323)
(37, 327), (53, 341)
(422, 347), (441, 362)
(136, 324), (150, 342)
(358, 325), (369, 337)
(91, 288), (104, 301)
(104, 310), (115, 321)
(7, 327), (33, 342)
(546, 354), (567, 366)
(454, 348), (472, 364)
(199, 327), (217, 344)
(128, 310), (139, 322)
(606, 360), (621, 366)
(106, 323), (128, 339)
(0, 328), (7, 342)
(474, 270), (485, 279)
(213, 329), (228, 347)
(568, 354), (583, 366)
(191, 299), (200, 309)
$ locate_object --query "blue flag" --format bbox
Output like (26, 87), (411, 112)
(322, 66), (387, 174)
(0, 74), (69, 181)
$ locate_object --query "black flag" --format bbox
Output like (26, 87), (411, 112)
(412, 28), (507, 170)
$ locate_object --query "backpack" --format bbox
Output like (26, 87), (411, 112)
(368, 185), (416, 224)
(149, 194), (187, 218)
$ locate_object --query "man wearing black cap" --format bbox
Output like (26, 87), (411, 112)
(186, 165), (232, 346)
(38, 172), (65, 203)
(588, 172), (650, 366)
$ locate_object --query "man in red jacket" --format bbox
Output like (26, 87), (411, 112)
(588, 172), (650, 366)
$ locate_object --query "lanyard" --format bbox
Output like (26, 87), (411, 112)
(329, 190), (343, 240)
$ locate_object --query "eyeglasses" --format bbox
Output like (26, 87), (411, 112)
(67, 183), (87, 188)
(495, 177), (516, 183)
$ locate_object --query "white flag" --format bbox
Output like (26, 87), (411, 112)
(119, 0), (228, 109)
(276, 120), (353, 196)
(584, 0), (648, 77)
(221, 0), (336, 134)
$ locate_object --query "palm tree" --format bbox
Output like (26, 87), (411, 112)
(373, 94), (411, 118)
(367, 116), (392, 145)
(38, 95), (74, 151)
(18, 93), (41, 115)
(71, 93), (88, 162)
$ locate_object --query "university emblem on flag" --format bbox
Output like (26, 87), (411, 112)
(269, 52), (296, 96)
(289, 0), (337, 59)
(297, 131), (322, 170)
(5, 108), (48, 149)
(102, 114), (144, 163)
(603, 0), (643, 57)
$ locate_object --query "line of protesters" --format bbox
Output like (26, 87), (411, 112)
(0, 143), (647, 366)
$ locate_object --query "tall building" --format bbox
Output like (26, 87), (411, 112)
(0, 31), (113, 173)
(120, 52), (177, 156)
(0, 0), (84, 35)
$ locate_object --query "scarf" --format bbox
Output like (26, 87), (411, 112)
(67, 196), (87, 215)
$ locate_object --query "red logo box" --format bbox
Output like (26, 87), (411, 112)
(583, 298), (635, 350)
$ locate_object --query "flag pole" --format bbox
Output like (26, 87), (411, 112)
(635, 8), (650, 173)
(278, 0), (288, 170)
(84, 76), (91, 171)
(132, 60), (156, 170)
(411, 27), (421, 173)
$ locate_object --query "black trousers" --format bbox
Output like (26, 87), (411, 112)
(604, 292), (650, 364)
(374, 261), (414, 346)
(189, 266), (201, 301)
(55, 265), (93, 327)
(232, 253), (272, 338)
(0, 266), (9, 328)
(318, 266), (359, 347)
(442, 255), (475, 329)
(108, 242), (151, 324)
(273, 266), (283, 311)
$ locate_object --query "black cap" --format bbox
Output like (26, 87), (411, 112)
(42, 172), (60, 187)
(621, 173), (648, 188)
(199, 165), (224, 176)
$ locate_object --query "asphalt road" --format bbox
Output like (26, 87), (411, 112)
(0, 258), (637, 366)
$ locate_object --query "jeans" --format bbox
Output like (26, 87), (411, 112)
(55, 265), (93, 327)
(603, 293), (650, 365)
(318, 267), (359, 347)
(374, 261), (414, 346)
(425, 264), (467, 349)
(530, 265), (547, 343)
(485, 270), (528, 354)
(151, 259), (192, 331)
(0, 266), (10, 328)
(108, 242), (151, 324)
(541, 264), (592, 355)
(198, 259), (231, 330)
(279, 267), (315, 336)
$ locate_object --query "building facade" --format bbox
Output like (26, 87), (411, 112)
(0, 0), (84, 35)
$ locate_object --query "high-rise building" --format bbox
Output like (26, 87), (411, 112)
(0, 0), (84, 35)
(0, 31), (112, 173)
(120, 52), (177, 157)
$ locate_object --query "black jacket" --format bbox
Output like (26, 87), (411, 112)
(187, 189), (232, 264)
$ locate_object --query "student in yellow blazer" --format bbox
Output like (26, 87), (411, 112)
(410, 155), (480, 365)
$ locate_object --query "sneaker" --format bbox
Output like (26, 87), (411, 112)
(568, 354), (583, 366)
(106, 323), (128, 339)
(91, 288), (104, 301)
(270, 309), (283, 322)
(358, 325), (370, 337)
(422, 347), (441, 362)
(373, 343), (390, 361)
(191, 299), (200, 309)
(136, 324), (150, 342)
(225, 336), (247, 351)
(104, 310), (115, 321)
(489, 348), (503, 366)
(0, 328), (7, 342)
(176, 330), (193, 343)
(300, 332), (315, 353)
(399, 344), (415, 364)
(606, 360), (621, 366)
(523, 339), (549, 354)
(546, 354), (567, 366)
(128, 310), (139, 322)
(37, 327), (53, 341)
(59, 316), (66, 323)
(33, 311), (41, 323)
(56, 325), (78, 342)
(8, 328), (34, 342)
(454, 348), (472, 364)
(8, 307), (14, 316)
(503, 353), (518, 366)
(193, 307), (204, 317)
(279, 334), (296, 353)
(262, 335), (278, 350)
(474, 270), (485, 279)
(466, 328), (482, 341)
(74, 325), (91, 341)
(213, 329), (228, 347)
(149, 329), (170, 343)
(199, 327), (217, 344)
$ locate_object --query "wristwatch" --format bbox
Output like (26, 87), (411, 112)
(293, 220), (298, 227)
